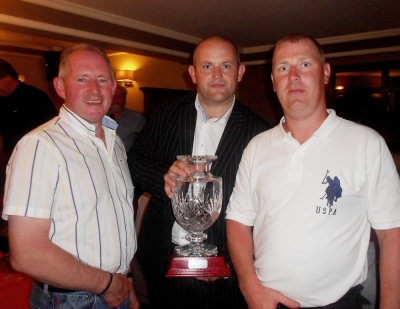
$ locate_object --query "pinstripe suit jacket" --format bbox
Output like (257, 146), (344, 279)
(128, 92), (270, 275)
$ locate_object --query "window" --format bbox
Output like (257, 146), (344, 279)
(328, 62), (400, 150)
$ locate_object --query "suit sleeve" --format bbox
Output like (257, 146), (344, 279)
(127, 104), (172, 201)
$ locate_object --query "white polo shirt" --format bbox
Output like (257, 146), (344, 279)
(226, 109), (400, 307)
(3, 105), (136, 274)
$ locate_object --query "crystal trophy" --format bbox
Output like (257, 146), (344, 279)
(165, 155), (230, 278)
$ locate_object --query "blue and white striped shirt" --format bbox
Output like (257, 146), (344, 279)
(3, 105), (136, 273)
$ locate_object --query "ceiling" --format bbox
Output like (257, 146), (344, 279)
(1, 0), (400, 64)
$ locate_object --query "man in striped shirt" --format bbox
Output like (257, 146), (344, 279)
(2, 44), (139, 309)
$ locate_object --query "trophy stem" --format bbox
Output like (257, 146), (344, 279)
(172, 231), (217, 257)
(186, 232), (207, 245)
(174, 242), (218, 257)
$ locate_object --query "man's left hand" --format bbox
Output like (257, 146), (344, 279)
(195, 276), (222, 282)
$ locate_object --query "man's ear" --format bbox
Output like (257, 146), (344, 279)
(53, 77), (66, 99)
(237, 64), (246, 82)
(271, 73), (276, 92)
(188, 65), (197, 84)
(323, 62), (331, 85)
(111, 80), (117, 96)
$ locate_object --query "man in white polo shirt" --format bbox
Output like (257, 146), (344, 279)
(226, 33), (400, 308)
(2, 44), (139, 309)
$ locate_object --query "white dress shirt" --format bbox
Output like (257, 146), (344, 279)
(172, 95), (234, 245)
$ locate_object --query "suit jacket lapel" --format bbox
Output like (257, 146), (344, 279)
(212, 100), (245, 176)
(178, 94), (196, 155)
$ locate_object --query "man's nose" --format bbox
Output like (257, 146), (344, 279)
(212, 67), (222, 79)
(89, 80), (100, 93)
(289, 67), (300, 81)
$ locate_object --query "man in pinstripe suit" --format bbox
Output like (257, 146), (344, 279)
(128, 36), (270, 308)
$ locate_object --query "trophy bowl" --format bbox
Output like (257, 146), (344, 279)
(166, 155), (230, 277)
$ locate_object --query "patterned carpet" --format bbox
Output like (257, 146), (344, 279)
(0, 252), (32, 309)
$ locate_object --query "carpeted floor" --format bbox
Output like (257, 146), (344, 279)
(0, 252), (32, 309)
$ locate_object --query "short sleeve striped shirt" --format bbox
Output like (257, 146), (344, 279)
(3, 105), (136, 273)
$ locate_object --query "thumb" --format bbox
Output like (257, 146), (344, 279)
(278, 297), (300, 309)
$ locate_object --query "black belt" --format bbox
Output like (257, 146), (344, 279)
(36, 281), (76, 294)
(36, 272), (133, 294)
(277, 284), (363, 309)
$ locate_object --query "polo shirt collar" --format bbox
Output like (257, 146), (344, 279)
(271, 109), (341, 144)
(313, 109), (341, 140)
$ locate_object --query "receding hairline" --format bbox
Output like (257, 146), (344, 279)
(272, 33), (326, 66)
(58, 43), (115, 80)
(192, 35), (241, 66)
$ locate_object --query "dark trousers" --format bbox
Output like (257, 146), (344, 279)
(277, 285), (363, 309)
(141, 267), (247, 309)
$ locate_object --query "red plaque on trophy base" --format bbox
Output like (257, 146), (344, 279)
(165, 255), (230, 278)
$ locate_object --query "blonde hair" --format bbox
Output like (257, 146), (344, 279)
(273, 33), (325, 64)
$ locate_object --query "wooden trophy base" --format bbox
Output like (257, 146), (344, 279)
(165, 255), (231, 278)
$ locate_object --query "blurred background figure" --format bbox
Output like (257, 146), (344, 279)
(0, 58), (57, 250)
(108, 84), (146, 152)
(0, 58), (58, 158)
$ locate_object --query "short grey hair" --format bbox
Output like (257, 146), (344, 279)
(58, 43), (115, 80)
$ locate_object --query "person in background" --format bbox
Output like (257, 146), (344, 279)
(0, 58), (58, 158)
(128, 35), (270, 308)
(108, 84), (146, 152)
(2, 43), (139, 309)
(226, 33), (400, 309)
(0, 58), (58, 249)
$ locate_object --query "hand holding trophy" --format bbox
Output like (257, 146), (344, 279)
(166, 155), (230, 278)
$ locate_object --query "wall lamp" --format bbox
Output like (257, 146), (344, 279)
(18, 74), (26, 82)
(116, 70), (134, 87)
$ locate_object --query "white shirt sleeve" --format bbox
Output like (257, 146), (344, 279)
(226, 142), (257, 226)
(3, 134), (59, 220)
(365, 134), (400, 229)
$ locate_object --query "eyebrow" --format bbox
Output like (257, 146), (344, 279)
(77, 73), (110, 79)
(297, 56), (314, 61)
(200, 60), (234, 64)
(274, 56), (316, 65)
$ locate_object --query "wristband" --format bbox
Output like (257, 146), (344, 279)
(99, 272), (113, 295)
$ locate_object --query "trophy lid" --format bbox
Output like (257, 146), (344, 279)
(176, 155), (218, 180)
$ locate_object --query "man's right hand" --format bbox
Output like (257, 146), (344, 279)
(164, 160), (193, 198)
(242, 281), (299, 309)
(103, 273), (133, 307)
(8, 215), (134, 307)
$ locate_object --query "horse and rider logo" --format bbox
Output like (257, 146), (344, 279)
(320, 170), (342, 206)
